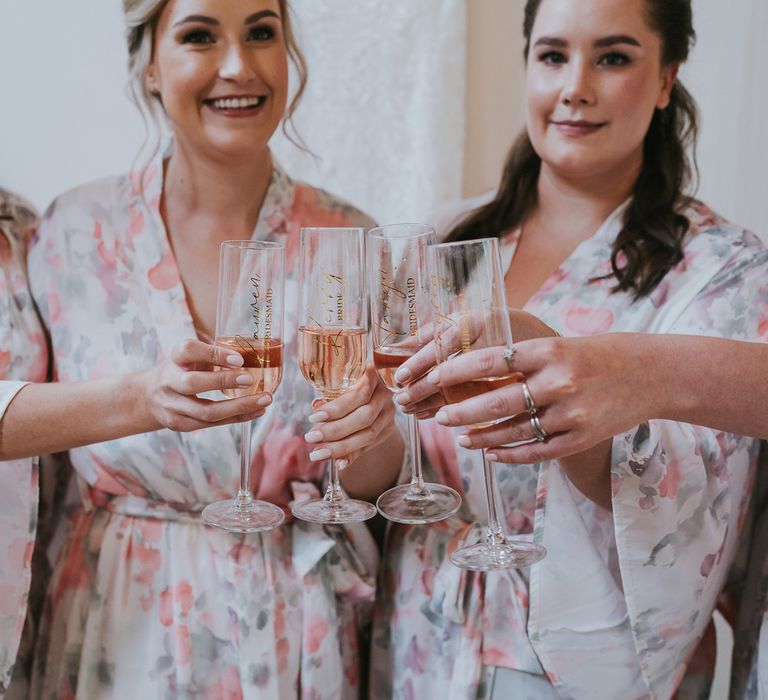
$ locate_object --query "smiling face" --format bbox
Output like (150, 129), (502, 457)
(146, 0), (289, 160)
(525, 0), (677, 184)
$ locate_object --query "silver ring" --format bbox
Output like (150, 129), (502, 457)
(502, 345), (517, 374)
(530, 414), (549, 442)
(521, 381), (537, 415)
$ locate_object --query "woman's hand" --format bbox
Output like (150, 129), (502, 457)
(428, 334), (651, 465)
(303, 364), (402, 500)
(139, 338), (273, 432)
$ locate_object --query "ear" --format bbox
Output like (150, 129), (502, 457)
(145, 65), (160, 95)
(656, 62), (679, 110)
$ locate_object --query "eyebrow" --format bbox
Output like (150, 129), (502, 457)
(533, 34), (641, 49)
(173, 10), (279, 28)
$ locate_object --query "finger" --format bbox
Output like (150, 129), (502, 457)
(167, 393), (272, 426)
(400, 392), (446, 417)
(485, 432), (579, 464)
(168, 368), (262, 396)
(394, 373), (442, 409)
(310, 409), (394, 462)
(306, 392), (394, 444)
(455, 409), (561, 449)
(171, 338), (245, 370)
(427, 345), (522, 388)
(392, 340), (438, 387)
(308, 366), (378, 423)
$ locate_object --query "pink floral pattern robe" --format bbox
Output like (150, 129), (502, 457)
(1, 153), (379, 699)
(0, 190), (47, 696)
(371, 198), (768, 700)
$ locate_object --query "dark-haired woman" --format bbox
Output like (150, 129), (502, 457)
(370, 0), (768, 697)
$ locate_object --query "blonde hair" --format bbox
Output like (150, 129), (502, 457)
(123, 0), (308, 163)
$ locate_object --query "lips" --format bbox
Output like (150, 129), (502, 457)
(204, 95), (266, 111)
(550, 119), (607, 136)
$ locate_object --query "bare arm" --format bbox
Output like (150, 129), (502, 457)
(0, 339), (272, 460)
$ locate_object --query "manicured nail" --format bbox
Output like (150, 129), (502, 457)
(486, 453), (499, 462)
(457, 435), (471, 448)
(395, 391), (411, 406)
(394, 366), (411, 383)
(226, 354), (244, 367)
(435, 409), (449, 424)
(236, 373), (254, 386)
(336, 458), (350, 470)
(257, 394), (272, 407)
(309, 411), (328, 424)
(304, 430), (324, 444)
(427, 369), (440, 384)
(309, 448), (332, 461)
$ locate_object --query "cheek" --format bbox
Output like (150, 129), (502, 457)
(607, 74), (662, 135)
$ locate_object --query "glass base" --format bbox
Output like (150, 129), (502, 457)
(450, 540), (546, 571)
(291, 497), (377, 524)
(377, 483), (462, 524)
(202, 498), (285, 534)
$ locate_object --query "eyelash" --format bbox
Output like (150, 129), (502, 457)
(537, 51), (632, 67)
(180, 24), (277, 46)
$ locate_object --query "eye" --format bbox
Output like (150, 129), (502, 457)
(247, 23), (277, 42)
(181, 29), (214, 45)
(538, 51), (567, 66)
(598, 52), (630, 67)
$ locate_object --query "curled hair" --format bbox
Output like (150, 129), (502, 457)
(123, 0), (308, 164)
(449, 0), (699, 300)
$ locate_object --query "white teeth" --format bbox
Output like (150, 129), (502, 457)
(210, 96), (264, 110)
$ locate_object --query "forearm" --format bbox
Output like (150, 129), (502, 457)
(0, 373), (157, 459)
(340, 430), (404, 501)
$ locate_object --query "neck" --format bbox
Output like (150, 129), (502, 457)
(532, 154), (641, 242)
(163, 139), (274, 241)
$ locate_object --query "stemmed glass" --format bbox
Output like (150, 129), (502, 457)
(202, 240), (286, 533)
(428, 238), (547, 570)
(291, 227), (378, 524)
(368, 223), (462, 523)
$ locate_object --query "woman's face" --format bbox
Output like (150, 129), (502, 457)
(525, 0), (677, 182)
(146, 0), (288, 160)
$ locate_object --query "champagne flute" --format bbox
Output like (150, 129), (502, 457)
(368, 223), (462, 524)
(202, 240), (286, 533)
(428, 238), (547, 570)
(291, 227), (378, 524)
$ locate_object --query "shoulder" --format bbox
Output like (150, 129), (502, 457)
(428, 190), (496, 241)
(40, 174), (130, 226)
(286, 174), (376, 229)
(683, 199), (766, 260)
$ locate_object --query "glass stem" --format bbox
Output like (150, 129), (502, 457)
(406, 413), (427, 496)
(481, 448), (505, 547)
(235, 421), (253, 508)
(325, 458), (344, 505)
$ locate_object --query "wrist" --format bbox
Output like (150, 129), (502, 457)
(119, 370), (160, 433)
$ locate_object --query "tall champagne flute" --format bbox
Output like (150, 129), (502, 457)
(428, 238), (547, 570)
(201, 240), (286, 533)
(368, 223), (462, 523)
(291, 227), (378, 524)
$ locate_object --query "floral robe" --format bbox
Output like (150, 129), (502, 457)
(0, 190), (46, 696)
(1, 153), (379, 699)
(371, 198), (768, 700)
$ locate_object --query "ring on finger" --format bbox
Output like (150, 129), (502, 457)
(503, 345), (517, 374)
(530, 414), (549, 442)
(521, 380), (538, 415)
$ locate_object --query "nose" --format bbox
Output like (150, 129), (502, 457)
(219, 43), (256, 83)
(561, 58), (596, 107)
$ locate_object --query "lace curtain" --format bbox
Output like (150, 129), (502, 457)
(270, 0), (466, 225)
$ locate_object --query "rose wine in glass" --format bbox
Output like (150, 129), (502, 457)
(291, 227), (377, 524)
(368, 223), (462, 524)
(201, 240), (286, 533)
(428, 238), (546, 570)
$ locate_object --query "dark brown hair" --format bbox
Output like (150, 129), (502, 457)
(448, 0), (698, 299)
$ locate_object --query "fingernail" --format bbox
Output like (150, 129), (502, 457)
(226, 354), (244, 367)
(257, 394), (272, 407)
(309, 448), (332, 461)
(309, 411), (328, 424)
(395, 391), (411, 406)
(457, 435), (471, 448)
(336, 458), (350, 470)
(304, 430), (324, 444)
(394, 366), (411, 383)
(486, 453), (499, 462)
(435, 409), (449, 424)
(236, 373), (254, 386)
(427, 369), (440, 384)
